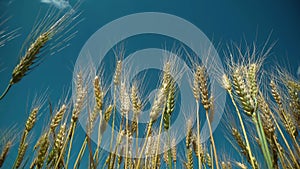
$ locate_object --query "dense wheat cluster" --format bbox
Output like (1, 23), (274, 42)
(0, 5), (300, 169)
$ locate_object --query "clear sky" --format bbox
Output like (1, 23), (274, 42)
(0, 0), (300, 168)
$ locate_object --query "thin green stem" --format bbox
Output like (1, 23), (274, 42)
(253, 113), (273, 169)
(228, 91), (257, 168)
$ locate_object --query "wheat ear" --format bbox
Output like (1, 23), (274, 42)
(0, 9), (77, 100)
(0, 141), (12, 167)
(223, 73), (257, 169)
(13, 107), (39, 168)
(198, 65), (219, 169)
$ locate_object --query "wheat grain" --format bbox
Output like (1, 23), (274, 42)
(232, 67), (255, 116)
(0, 141), (12, 167)
(171, 138), (177, 164)
(25, 108), (39, 132)
(15, 142), (28, 168)
(114, 60), (122, 85)
(50, 104), (66, 132)
(94, 76), (103, 110)
(235, 161), (248, 169)
(198, 66), (210, 110)
(104, 105), (113, 122)
(120, 81), (130, 116)
(36, 133), (50, 169)
(206, 152), (212, 168)
(0, 8), (79, 100)
(47, 123), (66, 165)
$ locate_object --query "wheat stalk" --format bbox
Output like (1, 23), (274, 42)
(0, 8), (78, 100)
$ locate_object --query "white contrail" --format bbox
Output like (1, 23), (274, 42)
(41, 0), (71, 9)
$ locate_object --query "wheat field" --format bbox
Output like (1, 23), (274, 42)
(0, 2), (300, 169)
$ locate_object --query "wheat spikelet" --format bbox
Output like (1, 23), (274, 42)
(231, 127), (250, 161)
(149, 86), (166, 121)
(221, 161), (232, 169)
(25, 108), (39, 132)
(284, 113), (297, 137)
(227, 162), (232, 169)
(171, 138), (177, 163)
(198, 66), (210, 110)
(206, 152), (212, 168)
(166, 80), (175, 115)
(164, 80), (175, 130)
(193, 68), (201, 100)
(221, 161), (227, 169)
(15, 142), (28, 168)
(94, 76), (103, 110)
(163, 143), (169, 164)
(131, 82), (142, 116)
(196, 65), (220, 169)
(114, 60), (122, 85)
(36, 133), (50, 168)
(270, 81), (298, 138)
(104, 105), (113, 122)
(191, 134), (199, 157)
(11, 32), (50, 86)
(117, 148), (123, 167)
(235, 161), (248, 169)
(0, 8), (79, 100)
(257, 96), (275, 138)
(120, 81), (130, 116)
(0, 141), (12, 167)
(270, 80), (281, 104)
(257, 95), (281, 168)
(186, 119), (193, 148)
(222, 74), (232, 91)
(72, 73), (86, 122)
(185, 118), (194, 169)
(270, 80), (284, 113)
(191, 134), (204, 164)
(287, 85), (300, 129)
(47, 123), (66, 165)
(248, 63), (259, 98)
(163, 61), (171, 86)
(62, 72), (87, 167)
(232, 67), (255, 116)
(50, 104), (66, 132)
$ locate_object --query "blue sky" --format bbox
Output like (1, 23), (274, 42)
(0, 0), (300, 168)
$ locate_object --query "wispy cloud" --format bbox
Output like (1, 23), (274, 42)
(41, 0), (71, 9)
